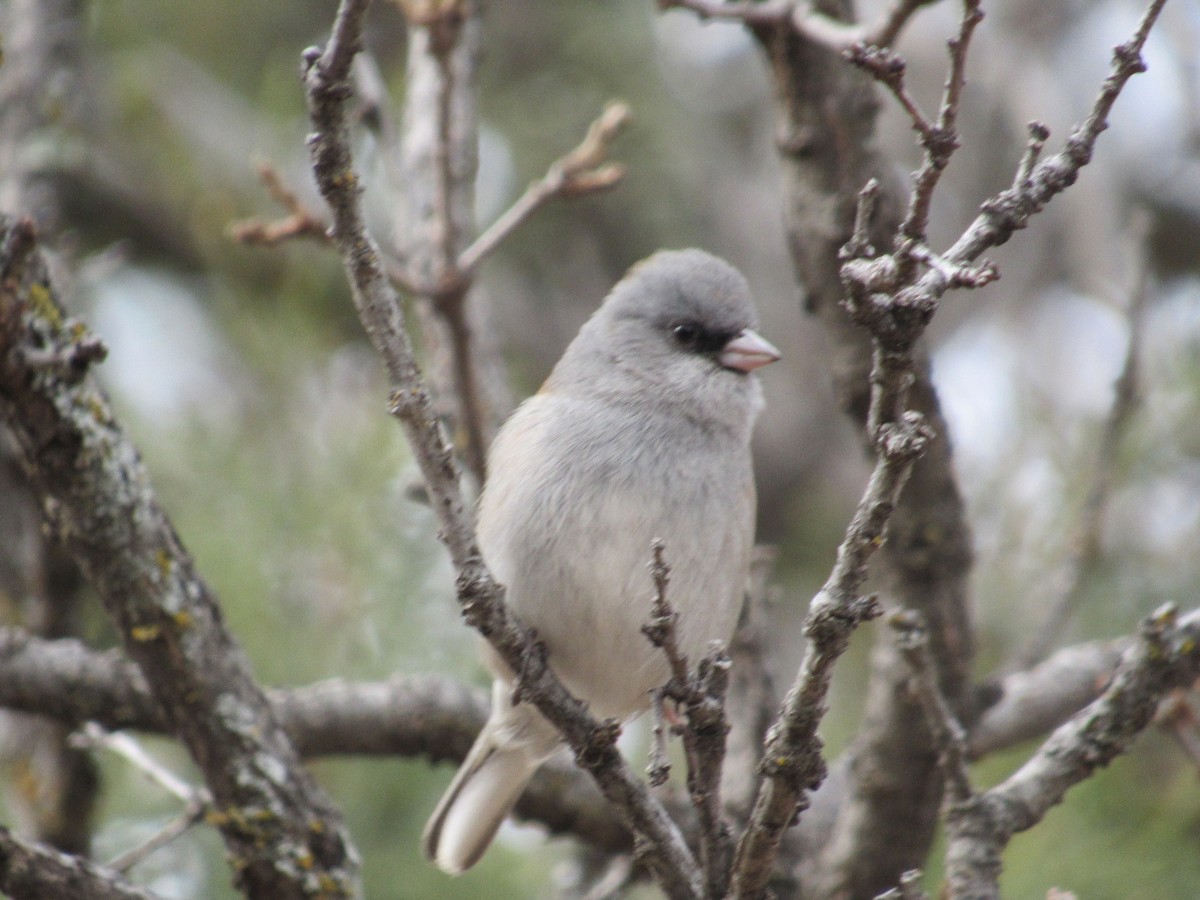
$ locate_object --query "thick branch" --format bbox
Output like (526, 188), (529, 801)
(944, 606), (1200, 900)
(0, 826), (159, 900)
(969, 639), (1127, 758)
(391, 0), (492, 481)
(0, 628), (636, 856)
(0, 219), (358, 898)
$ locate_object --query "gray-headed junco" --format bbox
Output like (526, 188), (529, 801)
(422, 248), (779, 874)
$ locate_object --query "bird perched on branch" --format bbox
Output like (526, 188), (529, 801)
(423, 248), (779, 874)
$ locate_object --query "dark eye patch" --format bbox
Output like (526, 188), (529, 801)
(670, 320), (735, 355)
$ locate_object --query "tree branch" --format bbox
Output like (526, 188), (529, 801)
(456, 100), (630, 277)
(659, 0), (942, 51)
(728, 414), (926, 898)
(944, 606), (1200, 900)
(0, 218), (359, 898)
(969, 639), (1128, 759)
(0, 826), (160, 900)
(0, 627), (638, 857)
(891, 612), (972, 804)
(642, 541), (734, 899)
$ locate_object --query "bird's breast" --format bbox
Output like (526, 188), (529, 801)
(477, 394), (754, 720)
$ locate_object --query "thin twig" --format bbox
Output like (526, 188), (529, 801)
(1012, 121), (1051, 190)
(663, 0), (941, 51)
(890, 612), (973, 804)
(641, 540), (734, 897)
(727, 414), (926, 899)
(647, 690), (674, 788)
(69, 724), (213, 873)
(457, 101), (630, 276)
(846, 45), (935, 140)
(105, 799), (208, 875)
(897, 0), (984, 247)
(228, 161), (331, 246)
(71, 724), (200, 804)
(735, 9), (1162, 890)
(657, 0), (791, 27)
(874, 869), (930, 900)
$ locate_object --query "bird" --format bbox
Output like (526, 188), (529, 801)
(422, 248), (779, 875)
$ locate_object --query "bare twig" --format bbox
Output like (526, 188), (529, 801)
(303, 3), (700, 895)
(890, 612), (972, 804)
(846, 45), (935, 139)
(657, 0), (792, 28)
(71, 724), (201, 804)
(898, 0), (982, 245)
(846, 0), (983, 254)
(641, 540), (691, 689)
(641, 540), (734, 897)
(939, 0), (1168, 270)
(728, 415), (926, 899)
(228, 161), (330, 246)
(944, 606), (1200, 900)
(865, 0), (944, 49)
(76, 727), (211, 878)
(457, 101), (630, 276)
(732, 2), (1164, 892)
(104, 799), (207, 875)
(874, 869), (930, 900)
(661, 0), (941, 50)
(1011, 121), (1051, 190)
(647, 690), (674, 788)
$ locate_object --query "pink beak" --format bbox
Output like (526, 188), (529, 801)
(719, 328), (781, 373)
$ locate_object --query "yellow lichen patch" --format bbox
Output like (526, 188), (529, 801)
(316, 873), (347, 897)
(155, 548), (173, 579)
(27, 283), (62, 329)
(86, 395), (108, 423)
(130, 623), (161, 642)
(205, 808), (230, 828)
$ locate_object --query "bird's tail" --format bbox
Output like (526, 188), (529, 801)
(422, 684), (558, 874)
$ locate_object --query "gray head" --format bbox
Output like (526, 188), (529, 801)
(548, 249), (779, 431)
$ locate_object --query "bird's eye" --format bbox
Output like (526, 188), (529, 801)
(671, 321), (702, 347)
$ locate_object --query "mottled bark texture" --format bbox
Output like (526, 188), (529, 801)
(0, 218), (358, 898)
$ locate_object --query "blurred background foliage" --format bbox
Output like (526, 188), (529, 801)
(3, 0), (1200, 896)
